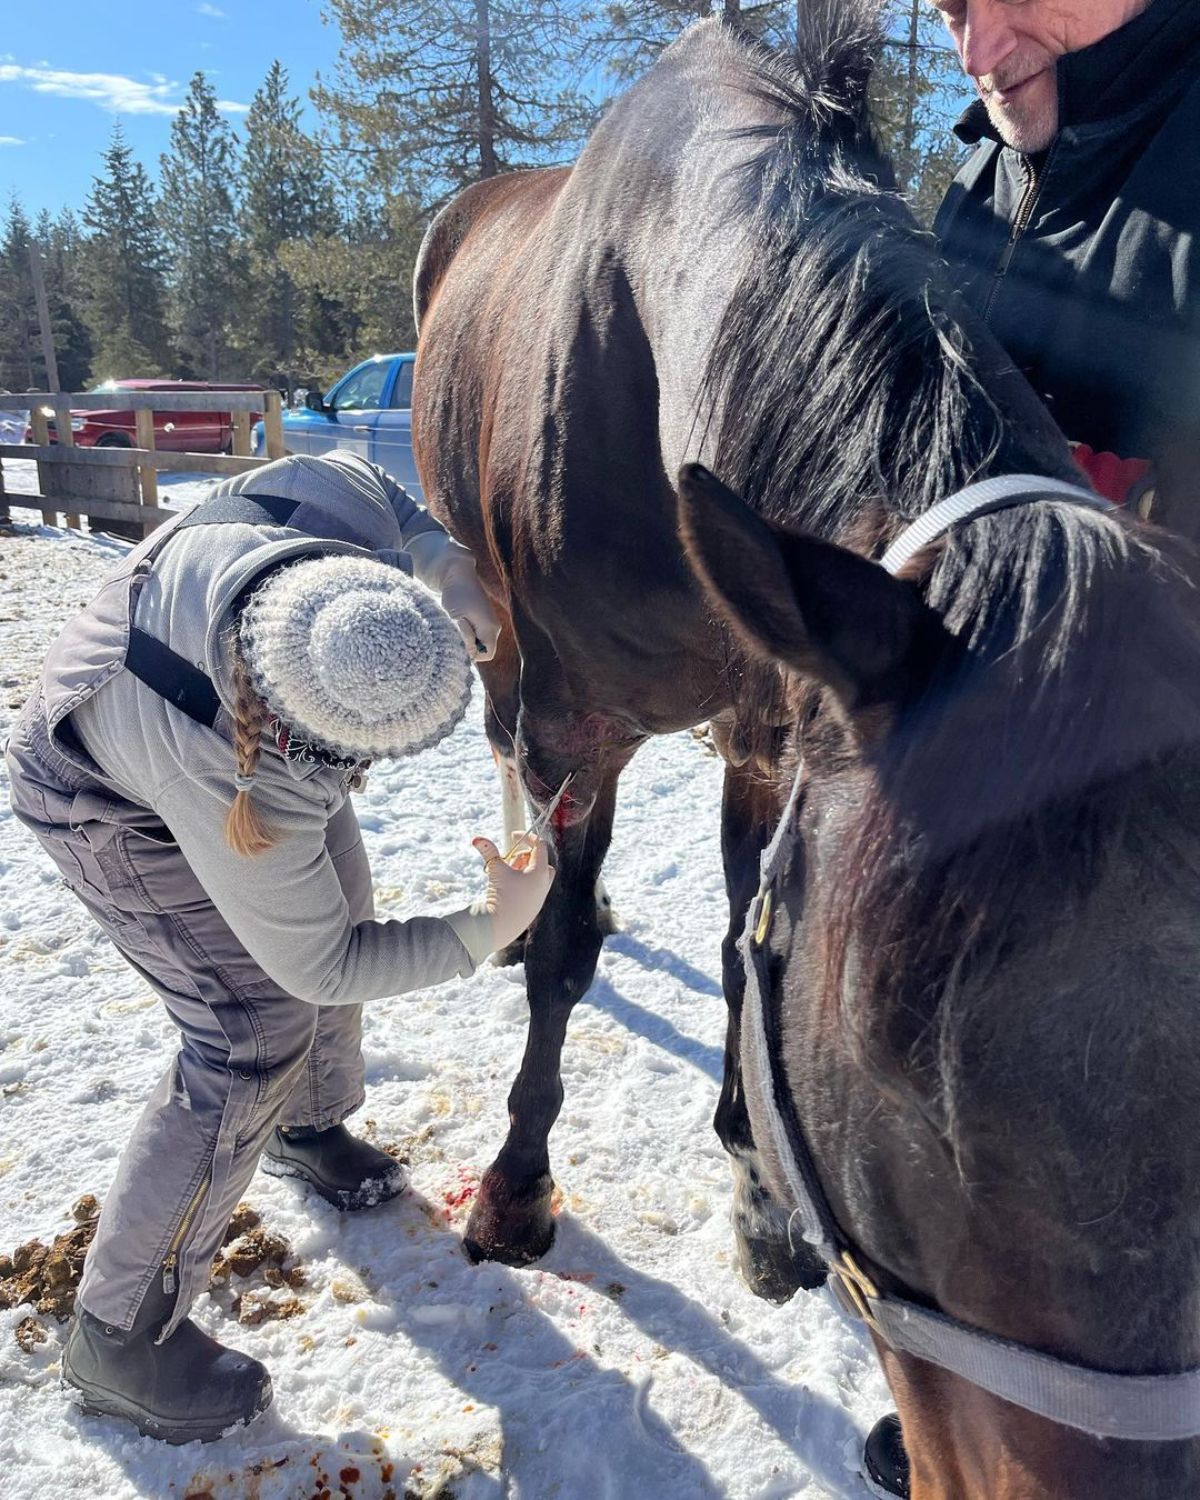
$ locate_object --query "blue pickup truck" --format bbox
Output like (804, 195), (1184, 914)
(255, 353), (423, 498)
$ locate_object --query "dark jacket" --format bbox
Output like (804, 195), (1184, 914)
(934, 0), (1200, 465)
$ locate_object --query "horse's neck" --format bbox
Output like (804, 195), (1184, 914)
(614, 51), (1079, 526)
(640, 197), (764, 479)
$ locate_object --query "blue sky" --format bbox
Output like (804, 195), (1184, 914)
(0, 5), (970, 226)
(0, 0), (335, 221)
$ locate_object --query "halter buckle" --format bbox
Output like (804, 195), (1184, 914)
(834, 1251), (880, 1330)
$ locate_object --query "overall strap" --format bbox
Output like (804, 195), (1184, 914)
(123, 490), (302, 728)
(125, 629), (222, 729)
(175, 490), (300, 531)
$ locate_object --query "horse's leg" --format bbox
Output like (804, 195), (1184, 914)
(495, 733), (616, 932)
(474, 630), (536, 968)
(495, 742), (527, 848)
(717, 755), (827, 1302)
(464, 763), (623, 1264)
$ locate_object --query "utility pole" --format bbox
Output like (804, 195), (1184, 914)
(475, 0), (499, 179)
(903, 0), (921, 195)
(27, 241), (60, 393)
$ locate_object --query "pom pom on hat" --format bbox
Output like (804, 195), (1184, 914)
(238, 555), (472, 761)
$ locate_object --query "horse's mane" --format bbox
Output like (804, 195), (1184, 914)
(706, 3), (1074, 536)
(703, 8), (1200, 1162)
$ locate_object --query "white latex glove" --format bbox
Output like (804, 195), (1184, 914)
(444, 834), (556, 966)
(405, 532), (502, 662)
(440, 553), (502, 662)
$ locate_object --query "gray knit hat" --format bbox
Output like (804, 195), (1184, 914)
(238, 554), (472, 761)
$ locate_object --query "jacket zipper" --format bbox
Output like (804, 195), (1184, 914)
(162, 1172), (210, 1294)
(982, 153), (1046, 323)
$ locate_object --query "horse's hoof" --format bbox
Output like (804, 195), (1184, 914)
(736, 1230), (827, 1304)
(462, 1171), (556, 1266)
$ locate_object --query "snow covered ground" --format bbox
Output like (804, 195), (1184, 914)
(0, 493), (891, 1500)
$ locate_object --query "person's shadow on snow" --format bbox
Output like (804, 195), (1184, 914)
(353, 1187), (862, 1498)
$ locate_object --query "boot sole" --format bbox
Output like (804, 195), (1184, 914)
(863, 1465), (908, 1500)
(260, 1153), (408, 1212)
(63, 1369), (273, 1446)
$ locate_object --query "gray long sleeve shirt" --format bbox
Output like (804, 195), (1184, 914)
(67, 451), (479, 1006)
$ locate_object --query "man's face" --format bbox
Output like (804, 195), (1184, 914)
(933, 0), (1152, 152)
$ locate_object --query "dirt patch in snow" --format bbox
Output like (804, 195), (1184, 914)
(0, 1192), (100, 1322)
(210, 1203), (308, 1326)
(1, 1195), (308, 1336)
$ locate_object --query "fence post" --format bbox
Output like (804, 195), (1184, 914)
(50, 395), (81, 530)
(231, 408), (252, 458)
(0, 457), (8, 527)
(27, 403), (57, 527)
(28, 243), (61, 395)
(263, 391), (285, 460)
(133, 408), (160, 538)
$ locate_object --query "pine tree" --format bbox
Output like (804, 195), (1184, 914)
(599, 0), (782, 83)
(313, 0), (597, 207)
(35, 208), (92, 390)
(240, 61), (340, 393)
(158, 71), (243, 379)
(82, 125), (173, 380)
(278, 191), (429, 375)
(0, 198), (38, 390)
(874, 0), (969, 224)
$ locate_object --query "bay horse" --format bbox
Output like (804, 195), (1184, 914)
(413, 7), (1200, 1492)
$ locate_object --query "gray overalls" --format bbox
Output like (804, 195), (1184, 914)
(4, 456), (473, 1339)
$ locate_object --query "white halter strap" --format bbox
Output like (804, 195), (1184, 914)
(879, 473), (1113, 575)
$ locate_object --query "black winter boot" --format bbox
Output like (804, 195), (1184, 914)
(62, 1277), (272, 1444)
(864, 1413), (911, 1498)
(261, 1123), (408, 1211)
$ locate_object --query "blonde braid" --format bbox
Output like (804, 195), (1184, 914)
(224, 646), (277, 856)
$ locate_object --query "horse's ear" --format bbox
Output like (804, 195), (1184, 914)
(677, 463), (952, 714)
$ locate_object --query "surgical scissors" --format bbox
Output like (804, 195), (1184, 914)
(502, 773), (574, 863)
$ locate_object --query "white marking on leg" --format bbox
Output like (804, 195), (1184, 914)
(498, 753), (529, 847)
(594, 875), (618, 932)
(728, 1143), (793, 1242)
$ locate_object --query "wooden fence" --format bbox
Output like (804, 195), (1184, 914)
(0, 390), (286, 537)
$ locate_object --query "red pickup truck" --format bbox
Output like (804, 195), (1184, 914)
(30, 379), (265, 453)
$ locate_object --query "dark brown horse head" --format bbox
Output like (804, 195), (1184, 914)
(680, 461), (1200, 1498)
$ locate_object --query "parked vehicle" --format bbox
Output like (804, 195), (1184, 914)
(0, 392), (27, 445)
(28, 380), (265, 453)
(253, 354), (421, 497)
